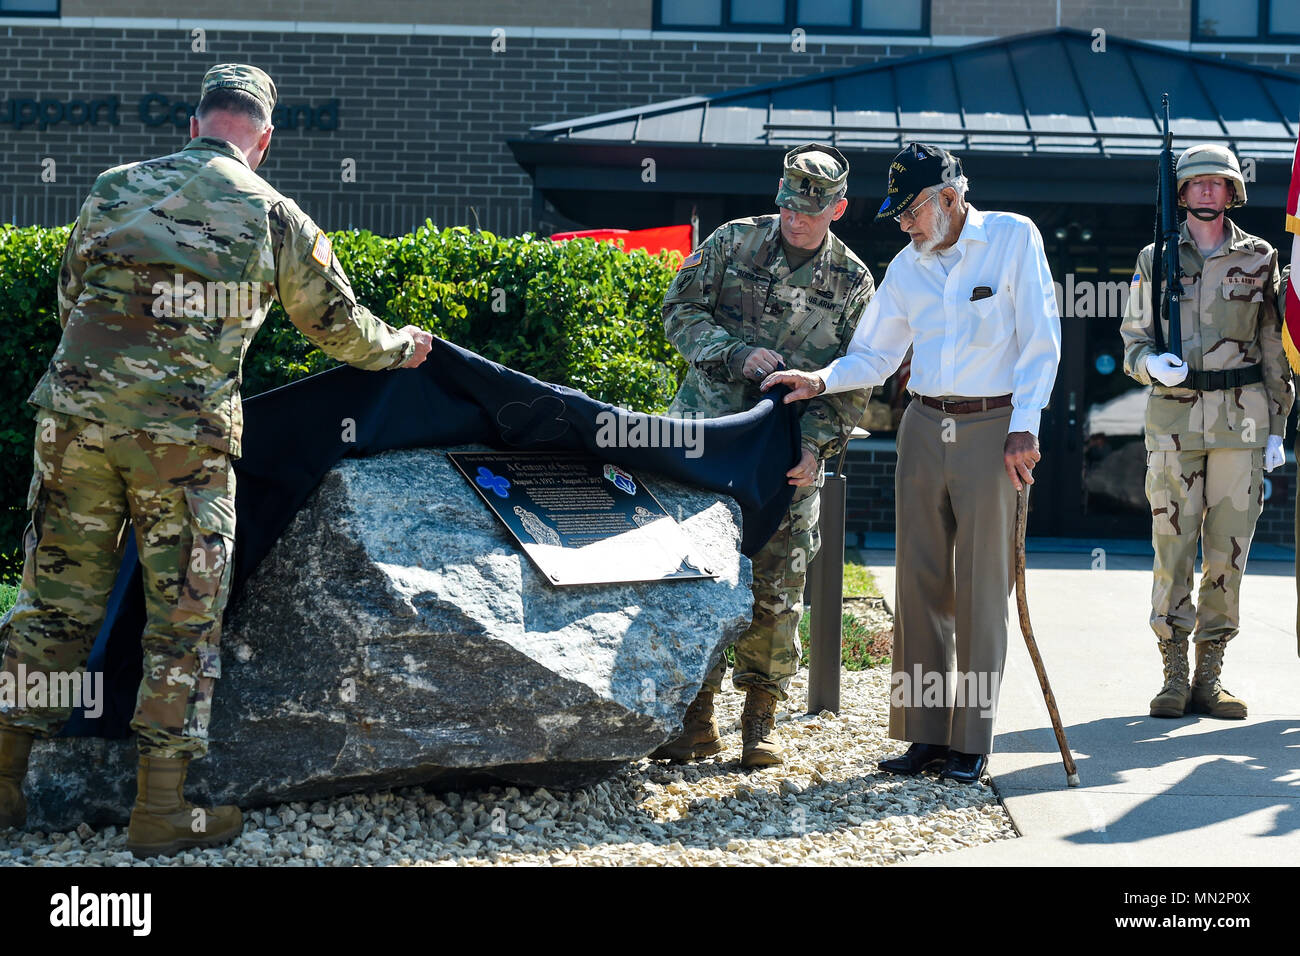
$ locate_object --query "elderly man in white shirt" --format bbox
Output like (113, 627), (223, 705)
(763, 142), (1062, 783)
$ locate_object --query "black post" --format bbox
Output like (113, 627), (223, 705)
(806, 473), (846, 715)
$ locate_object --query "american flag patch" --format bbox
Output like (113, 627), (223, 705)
(679, 249), (702, 270)
(311, 231), (333, 267)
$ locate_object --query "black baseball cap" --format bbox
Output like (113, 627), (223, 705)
(875, 142), (964, 222)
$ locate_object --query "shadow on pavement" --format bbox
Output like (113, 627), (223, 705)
(993, 715), (1300, 844)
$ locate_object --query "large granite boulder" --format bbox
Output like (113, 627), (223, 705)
(24, 446), (753, 831)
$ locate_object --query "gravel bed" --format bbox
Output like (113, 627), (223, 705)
(0, 665), (1016, 867)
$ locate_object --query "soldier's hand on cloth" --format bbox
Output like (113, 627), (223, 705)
(399, 326), (434, 368)
(1265, 434), (1285, 473)
(787, 447), (819, 487)
(1145, 352), (1188, 387)
(761, 369), (826, 402)
(1003, 431), (1041, 491)
(742, 347), (786, 382)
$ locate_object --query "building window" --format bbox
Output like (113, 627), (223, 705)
(0, 0), (58, 15)
(656, 0), (928, 35)
(798, 0), (853, 27)
(661, 0), (725, 27)
(1192, 0), (1300, 41)
(732, 0), (785, 24)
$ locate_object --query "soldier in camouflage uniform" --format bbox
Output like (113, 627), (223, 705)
(1121, 144), (1293, 720)
(651, 144), (873, 769)
(0, 64), (433, 856)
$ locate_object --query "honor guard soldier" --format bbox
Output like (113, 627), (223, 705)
(0, 64), (433, 855)
(654, 144), (874, 768)
(1120, 145), (1293, 720)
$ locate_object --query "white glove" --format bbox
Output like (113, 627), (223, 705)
(1145, 352), (1188, 387)
(1265, 435), (1285, 473)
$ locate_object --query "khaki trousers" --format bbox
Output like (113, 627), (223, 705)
(890, 399), (1016, 755)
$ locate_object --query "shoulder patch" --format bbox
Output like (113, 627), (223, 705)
(679, 248), (703, 270)
(311, 231), (333, 268)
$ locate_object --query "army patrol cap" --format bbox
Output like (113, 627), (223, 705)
(876, 142), (964, 222)
(1176, 144), (1247, 209)
(775, 144), (850, 214)
(199, 64), (278, 117)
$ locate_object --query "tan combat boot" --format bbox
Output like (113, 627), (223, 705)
(740, 686), (783, 769)
(650, 690), (722, 761)
(0, 728), (35, 830)
(126, 755), (243, 858)
(1149, 638), (1191, 718)
(1188, 639), (1247, 719)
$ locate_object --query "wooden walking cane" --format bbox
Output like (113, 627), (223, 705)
(1014, 486), (1080, 787)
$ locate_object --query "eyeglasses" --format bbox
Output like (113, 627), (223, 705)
(897, 192), (938, 225)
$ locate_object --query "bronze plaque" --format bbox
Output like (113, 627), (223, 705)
(448, 450), (715, 587)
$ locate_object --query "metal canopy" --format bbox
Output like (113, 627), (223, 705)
(509, 28), (1300, 228)
(523, 28), (1300, 158)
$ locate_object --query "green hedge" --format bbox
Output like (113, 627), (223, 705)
(0, 221), (685, 578)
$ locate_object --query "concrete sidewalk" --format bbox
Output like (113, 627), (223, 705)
(861, 545), (1300, 867)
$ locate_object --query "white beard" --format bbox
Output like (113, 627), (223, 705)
(914, 204), (953, 257)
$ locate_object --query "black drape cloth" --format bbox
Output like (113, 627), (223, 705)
(62, 337), (804, 738)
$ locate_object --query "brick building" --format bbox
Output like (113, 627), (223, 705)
(3, 0), (1299, 543)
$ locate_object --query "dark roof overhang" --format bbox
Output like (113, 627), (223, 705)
(509, 28), (1300, 225)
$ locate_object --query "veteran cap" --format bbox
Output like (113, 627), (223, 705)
(775, 143), (850, 214)
(199, 63), (277, 116)
(876, 142), (963, 221)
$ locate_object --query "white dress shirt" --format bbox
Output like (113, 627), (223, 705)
(820, 205), (1062, 436)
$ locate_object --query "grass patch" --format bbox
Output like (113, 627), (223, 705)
(842, 559), (882, 598)
(0, 582), (16, 617)
(798, 609), (889, 671)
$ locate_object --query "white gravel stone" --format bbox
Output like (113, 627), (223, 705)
(0, 668), (1015, 867)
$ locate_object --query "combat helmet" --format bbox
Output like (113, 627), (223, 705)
(1176, 144), (1247, 215)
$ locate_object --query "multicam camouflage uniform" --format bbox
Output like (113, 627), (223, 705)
(0, 134), (414, 759)
(664, 214), (874, 700)
(1120, 218), (1293, 687)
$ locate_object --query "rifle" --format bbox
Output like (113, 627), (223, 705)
(1151, 93), (1183, 361)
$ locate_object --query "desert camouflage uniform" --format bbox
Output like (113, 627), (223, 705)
(664, 214), (874, 700)
(0, 136), (414, 758)
(1120, 218), (1293, 647)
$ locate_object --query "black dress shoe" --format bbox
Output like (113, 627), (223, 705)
(878, 743), (950, 776)
(938, 750), (988, 783)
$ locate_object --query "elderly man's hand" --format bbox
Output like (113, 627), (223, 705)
(1003, 431), (1041, 491)
(399, 325), (433, 368)
(761, 369), (826, 403)
(787, 447), (819, 487)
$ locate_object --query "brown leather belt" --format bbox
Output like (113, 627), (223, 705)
(916, 393), (1013, 415)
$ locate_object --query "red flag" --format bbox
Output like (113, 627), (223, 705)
(550, 225), (693, 259)
(1284, 128), (1300, 372)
